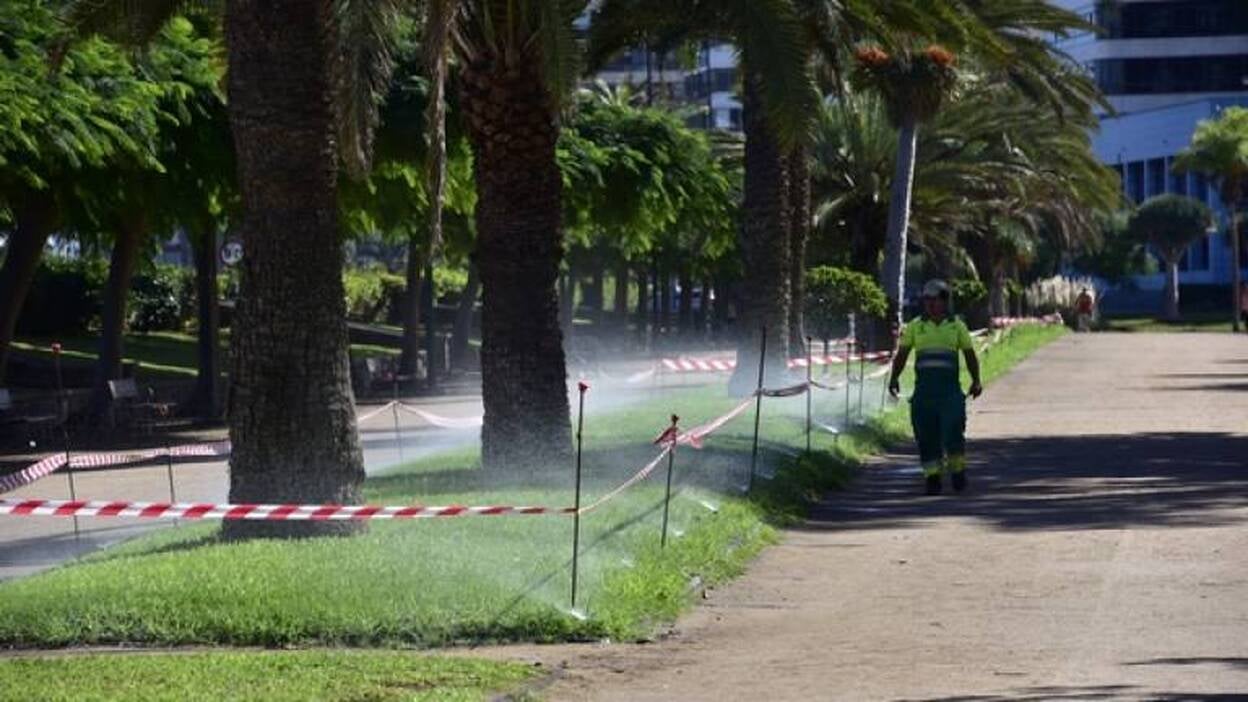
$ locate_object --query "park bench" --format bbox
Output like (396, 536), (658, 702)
(107, 378), (174, 434)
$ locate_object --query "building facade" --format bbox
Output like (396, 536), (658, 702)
(1052, 0), (1248, 299)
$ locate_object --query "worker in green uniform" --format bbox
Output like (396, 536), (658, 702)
(888, 280), (983, 495)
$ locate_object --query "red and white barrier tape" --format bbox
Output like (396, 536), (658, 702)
(396, 403), (483, 430)
(1, 441), (232, 496)
(760, 383), (811, 398)
(991, 314), (1062, 329)
(577, 447), (672, 515)
(0, 498), (574, 520)
(677, 396), (755, 449)
(357, 401), (399, 424)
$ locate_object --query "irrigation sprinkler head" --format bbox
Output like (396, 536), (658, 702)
(563, 607), (588, 622)
(697, 499), (719, 513)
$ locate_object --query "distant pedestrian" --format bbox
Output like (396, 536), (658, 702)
(1075, 288), (1095, 332)
(889, 280), (982, 495)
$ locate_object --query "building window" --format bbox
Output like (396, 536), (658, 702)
(1147, 158), (1167, 198)
(1168, 167), (1187, 195)
(1096, 55), (1248, 95)
(1102, 0), (1248, 39)
(1128, 161), (1146, 204)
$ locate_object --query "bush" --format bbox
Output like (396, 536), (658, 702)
(344, 268), (406, 323)
(950, 279), (987, 308)
(16, 257), (107, 336)
(805, 266), (888, 342)
(129, 265), (195, 333)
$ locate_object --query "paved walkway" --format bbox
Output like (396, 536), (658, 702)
(492, 333), (1248, 700)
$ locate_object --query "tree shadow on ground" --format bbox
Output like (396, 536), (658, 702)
(899, 685), (1246, 701)
(802, 432), (1248, 533)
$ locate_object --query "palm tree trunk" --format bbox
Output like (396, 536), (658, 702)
(587, 257), (605, 326)
(188, 224), (220, 419)
(399, 234), (425, 378)
(1164, 258), (1181, 321)
(881, 114), (919, 342)
(788, 148), (810, 355)
(635, 266), (649, 344)
(677, 265), (693, 335)
(613, 261), (629, 325)
(223, 0), (365, 538)
(90, 216), (145, 423)
(1231, 205), (1242, 332)
(730, 71), (792, 392)
(0, 190), (57, 382)
(559, 272), (574, 339)
(450, 262), (479, 370)
(461, 56), (571, 473)
(658, 264), (672, 336)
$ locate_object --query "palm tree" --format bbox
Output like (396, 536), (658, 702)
(1173, 106), (1248, 332)
(852, 44), (957, 339)
(446, 1), (589, 470)
(63, 0), (405, 538)
(589, 0), (817, 389)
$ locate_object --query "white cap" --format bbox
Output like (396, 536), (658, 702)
(922, 279), (950, 299)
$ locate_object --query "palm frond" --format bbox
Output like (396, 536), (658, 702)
(333, 0), (403, 180)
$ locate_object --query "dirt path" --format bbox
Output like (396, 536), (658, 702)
(485, 333), (1248, 700)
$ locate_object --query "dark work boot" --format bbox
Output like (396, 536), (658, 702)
(951, 471), (968, 493)
(925, 474), (943, 495)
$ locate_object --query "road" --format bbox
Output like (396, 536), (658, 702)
(487, 333), (1248, 701)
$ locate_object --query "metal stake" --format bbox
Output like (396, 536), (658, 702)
(52, 344), (80, 543)
(571, 382), (588, 608)
(749, 326), (767, 492)
(660, 414), (678, 548)
(165, 442), (178, 527)
(391, 378), (404, 463)
(805, 336), (813, 453)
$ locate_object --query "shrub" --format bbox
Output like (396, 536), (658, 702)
(344, 268), (406, 323)
(16, 257), (107, 336)
(129, 265), (195, 333)
(805, 266), (888, 342)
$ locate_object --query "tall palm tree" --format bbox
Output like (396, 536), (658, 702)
(852, 44), (957, 338)
(446, 1), (588, 470)
(1173, 106), (1248, 332)
(848, 0), (1102, 338)
(589, 0), (817, 389)
(63, 0), (405, 538)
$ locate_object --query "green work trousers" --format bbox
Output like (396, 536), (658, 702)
(910, 373), (966, 477)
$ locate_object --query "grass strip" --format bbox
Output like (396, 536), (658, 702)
(0, 649), (536, 702)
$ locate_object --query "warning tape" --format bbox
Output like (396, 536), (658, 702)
(577, 447), (672, 515)
(0, 441), (232, 496)
(0, 498), (575, 520)
(396, 402), (483, 430)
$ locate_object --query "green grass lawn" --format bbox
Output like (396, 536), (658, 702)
(1102, 313), (1236, 334)
(0, 650), (537, 702)
(12, 332), (398, 379)
(0, 324), (1063, 698)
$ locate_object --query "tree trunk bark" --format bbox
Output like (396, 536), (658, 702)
(587, 257), (605, 326)
(881, 115), (919, 342)
(659, 264), (672, 336)
(450, 262), (479, 370)
(461, 54), (571, 473)
(559, 272), (574, 340)
(1164, 258), (1181, 321)
(989, 266), (1008, 319)
(223, 0), (365, 538)
(788, 148), (811, 355)
(399, 233), (425, 378)
(635, 266), (649, 345)
(677, 265), (693, 335)
(90, 216), (145, 423)
(613, 261), (629, 326)
(730, 71), (791, 392)
(0, 191), (57, 383)
(188, 224), (221, 419)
